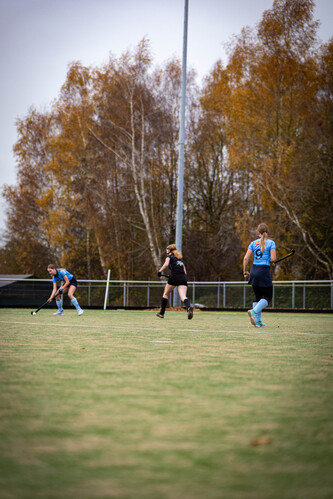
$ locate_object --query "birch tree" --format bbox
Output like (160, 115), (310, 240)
(224, 0), (333, 277)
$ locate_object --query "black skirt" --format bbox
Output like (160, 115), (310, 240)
(168, 274), (188, 287)
(248, 265), (272, 287)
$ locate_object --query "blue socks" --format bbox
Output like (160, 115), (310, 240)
(56, 299), (63, 312)
(56, 297), (82, 312)
(253, 302), (260, 320)
(253, 299), (268, 319)
(71, 298), (80, 310)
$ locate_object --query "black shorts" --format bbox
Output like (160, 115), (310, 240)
(248, 265), (272, 287)
(69, 276), (78, 288)
(168, 274), (188, 287)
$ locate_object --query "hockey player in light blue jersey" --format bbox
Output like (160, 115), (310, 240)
(47, 264), (84, 316)
(243, 223), (276, 327)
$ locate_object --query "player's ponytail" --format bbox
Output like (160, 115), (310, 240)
(257, 223), (269, 253)
(167, 244), (182, 260)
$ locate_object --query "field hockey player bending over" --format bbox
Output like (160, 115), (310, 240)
(156, 244), (193, 320)
(47, 264), (84, 316)
(243, 223), (276, 327)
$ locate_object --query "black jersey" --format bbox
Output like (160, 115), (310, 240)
(168, 253), (186, 275)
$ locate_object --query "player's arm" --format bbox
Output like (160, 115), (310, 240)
(157, 257), (170, 276)
(59, 275), (70, 294)
(48, 282), (58, 302)
(243, 249), (252, 278)
(270, 248), (277, 266)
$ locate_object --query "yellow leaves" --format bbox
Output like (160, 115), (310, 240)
(257, 0), (319, 57)
(36, 189), (53, 208)
(201, 62), (231, 115)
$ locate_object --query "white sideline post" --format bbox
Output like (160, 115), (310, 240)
(104, 269), (111, 310)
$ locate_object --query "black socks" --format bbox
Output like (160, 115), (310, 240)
(160, 297), (168, 315)
(184, 298), (190, 310)
(160, 297), (191, 315)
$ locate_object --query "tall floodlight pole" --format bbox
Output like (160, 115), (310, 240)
(174, 0), (189, 306)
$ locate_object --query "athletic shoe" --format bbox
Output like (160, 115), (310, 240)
(78, 309), (84, 316)
(247, 309), (261, 327)
(187, 306), (193, 320)
(53, 311), (64, 316)
(257, 321), (266, 327)
(156, 312), (164, 318)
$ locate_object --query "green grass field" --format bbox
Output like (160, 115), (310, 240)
(0, 308), (332, 498)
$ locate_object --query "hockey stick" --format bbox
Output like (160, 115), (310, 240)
(274, 249), (295, 264)
(31, 299), (51, 315)
(31, 288), (62, 315)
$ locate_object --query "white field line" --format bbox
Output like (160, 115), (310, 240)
(0, 320), (331, 337)
(151, 340), (174, 343)
(0, 320), (154, 332)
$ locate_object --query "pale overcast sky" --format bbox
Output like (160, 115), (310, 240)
(0, 0), (332, 234)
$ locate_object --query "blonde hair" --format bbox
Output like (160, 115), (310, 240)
(167, 244), (182, 259)
(257, 223), (269, 253)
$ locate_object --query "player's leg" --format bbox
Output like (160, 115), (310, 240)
(177, 285), (193, 320)
(54, 294), (64, 315)
(68, 284), (84, 315)
(248, 285), (262, 326)
(156, 284), (175, 318)
(252, 287), (272, 326)
(253, 285), (262, 322)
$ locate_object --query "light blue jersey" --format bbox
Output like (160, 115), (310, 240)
(248, 238), (276, 266)
(52, 269), (74, 283)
